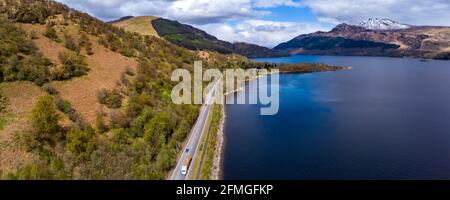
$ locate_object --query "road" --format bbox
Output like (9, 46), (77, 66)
(169, 81), (219, 180)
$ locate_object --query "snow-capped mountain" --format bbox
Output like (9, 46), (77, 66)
(359, 18), (411, 30)
(275, 18), (450, 60)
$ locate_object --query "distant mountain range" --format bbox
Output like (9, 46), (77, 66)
(111, 16), (287, 58)
(275, 19), (450, 60)
(113, 16), (450, 60)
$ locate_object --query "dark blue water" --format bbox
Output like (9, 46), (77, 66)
(224, 55), (450, 180)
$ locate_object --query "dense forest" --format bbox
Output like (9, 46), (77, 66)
(151, 18), (234, 54)
(274, 36), (400, 51)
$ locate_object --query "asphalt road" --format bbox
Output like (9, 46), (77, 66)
(169, 82), (219, 180)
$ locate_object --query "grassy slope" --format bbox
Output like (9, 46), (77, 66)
(21, 21), (138, 124)
(0, 82), (43, 174)
(0, 82), (73, 177)
(1, 17), (138, 174)
(53, 39), (137, 124)
(113, 16), (159, 37)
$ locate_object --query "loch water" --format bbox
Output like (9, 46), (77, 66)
(223, 55), (450, 179)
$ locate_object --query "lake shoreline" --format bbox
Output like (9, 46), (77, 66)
(212, 65), (350, 180)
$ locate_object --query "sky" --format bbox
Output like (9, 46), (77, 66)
(56, 0), (450, 48)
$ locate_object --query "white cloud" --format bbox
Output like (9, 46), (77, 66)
(302, 0), (450, 26)
(57, 0), (171, 21)
(252, 0), (301, 8)
(56, 0), (450, 26)
(57, 0), (265, 24)
(167, 0), (261, 24)
(198, 20), (327, 47)
(56, 0), (325, 47)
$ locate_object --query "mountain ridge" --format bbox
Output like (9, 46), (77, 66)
(112, 16), (287, 58)
(274, 19), (450, 60)
(113, 16), (450, 60)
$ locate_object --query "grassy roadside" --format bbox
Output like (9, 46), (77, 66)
(199, 104), (222, 179)
(189, 104), (222, 180)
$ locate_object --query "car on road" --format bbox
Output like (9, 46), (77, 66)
(181, 155), (192, 176)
